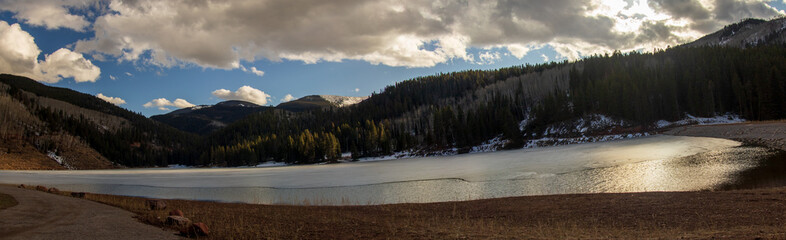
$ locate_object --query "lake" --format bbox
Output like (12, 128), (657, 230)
(0, 135), (779, 205)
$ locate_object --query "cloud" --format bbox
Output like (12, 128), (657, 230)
(506, 44), (533, 59)
(38, 48), (102, 82)
(211, 86), (271, 105)
(124, 72), (132, 76)
(239, 65), (264, 77)
(281, 94), (295, 103)
(354, 88), (360, 92)
(143, 97), (195, 111)
(64, 0), (785, 69)
(0, 0), (95, 31)
(96, 93), (125, 105)
(541, 54), (550, 62)
(0, 20), (100, 83)
(109, 75), (116, 80)
(476, 51), (501, 65)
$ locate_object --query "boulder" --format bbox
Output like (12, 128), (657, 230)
(147, 199), (167, 210)
(180, 222), (209, 237)
(35, 185), (47, 191)
(17, 184), (25, 189)
(169, 209), (184, 217)
(47, 187), (60, 194)
(71, 192), (86, 198)
(166, 216), (191, 228)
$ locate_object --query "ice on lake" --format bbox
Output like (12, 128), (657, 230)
(0, 135), (767, 205)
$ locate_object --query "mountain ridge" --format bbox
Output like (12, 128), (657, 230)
(683, 17), (786, 48)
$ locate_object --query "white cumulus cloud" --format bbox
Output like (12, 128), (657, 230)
(212, 86), (271, 105)
(96, 93), (125, 105)
(0, 20), (100, 83)
(476, 51), (501, 65)
(239, 65), (265, 78)
(281, 94), (295, 103)
(0, 0), (95, 31)
(39, 48), (101, 83)
(541, 54), (550, 62)
(143, 97), (195, 111)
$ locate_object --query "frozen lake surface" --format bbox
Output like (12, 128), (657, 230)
(0, 135), (771, 205)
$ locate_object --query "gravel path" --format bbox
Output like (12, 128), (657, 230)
(663, 121), (786, 151)
(0, 185), (178, 240)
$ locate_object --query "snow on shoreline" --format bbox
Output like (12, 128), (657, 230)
(656, 113), (744, 128)
(179, 113), (746, 168)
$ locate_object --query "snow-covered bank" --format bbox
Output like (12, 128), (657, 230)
(356, 113), (746, 162)
(193, 113), (747, 168)
(656, 113), (744, 128)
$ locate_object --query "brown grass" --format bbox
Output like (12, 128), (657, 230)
(32, 187), (782, 239)
(0, 192), (18, 210)
(0, 138), (64, 170)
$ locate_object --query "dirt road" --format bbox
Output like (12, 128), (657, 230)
(0, 185), (178, 240)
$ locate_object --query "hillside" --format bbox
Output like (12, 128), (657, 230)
(0, 74), (200, 168)
(683, 17), (786, 48)
(203, 18), (786, 166)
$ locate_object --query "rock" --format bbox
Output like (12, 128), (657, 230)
(35, 185), (47, 191)
(180, 222), (209, 237)
(17, 184), (25, 188)
(71, 192), (86, 198)
(169, 209), (184, 217)
(166, 216), (191, 228)
(147, 199), (167, 210)
(47, 187), (60, 194)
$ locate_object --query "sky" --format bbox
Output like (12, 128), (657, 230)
(0, 0), (784, 116)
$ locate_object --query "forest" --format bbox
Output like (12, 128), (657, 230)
(2, 43), (786, 167)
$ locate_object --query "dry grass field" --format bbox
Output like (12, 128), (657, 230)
(55, 187), (785, 239)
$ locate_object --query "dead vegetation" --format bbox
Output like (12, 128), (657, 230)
(44, 186), (786, 239)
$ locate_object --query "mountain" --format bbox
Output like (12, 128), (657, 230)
(151, 95), (366, 135)
(683, 17), (786, 48)
(276, 95), (368, 112)
(151, 100), (270, 135)
(0, 74), (200, 169)
(204, 18), (786, 166)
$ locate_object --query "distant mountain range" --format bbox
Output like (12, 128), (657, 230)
(151, 100), (270, 135)
(151, 95), (368, 134)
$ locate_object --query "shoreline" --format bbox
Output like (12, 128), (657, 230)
(663, 120), (786, 151)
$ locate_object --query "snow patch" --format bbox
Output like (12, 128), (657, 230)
(167, 164), (193, 169)
(470, 136), (507, 153)
(253, 161), (289, 168)
(655, 113), (744, 128)
(47, 151), (73, 169)
(524, 132), (651, 149)
(318, 95), (369, 107)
